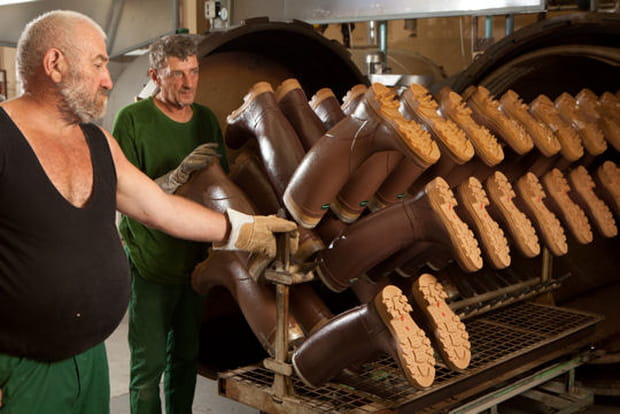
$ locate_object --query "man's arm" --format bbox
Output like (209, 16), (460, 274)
(105, 129), (230, 243)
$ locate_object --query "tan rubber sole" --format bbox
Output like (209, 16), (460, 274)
(500, 90), (561, 157)
(457, 176), (511, 269)
(596, 160), (620, 216)
(374, 285), (436, 388)
(568, 166), (618, 238)
(283, 189), (322, 229)
(515, 173), (568, 256)
(542, 168), (593, 244)
(411, 274), (471, 371)
(485, 171), (541, 258)
(368, 83), (441, 168)
(437, 87), (504, 167)
(555, 93), (607, 156)
(341, 84), (368, 115)
(466, 86), (534, 155)
(529, 94), (584, 162)
(402, 84), (474, 164)
(425, 177), (483, 272)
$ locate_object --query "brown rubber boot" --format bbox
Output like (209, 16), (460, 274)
(289, 283), (334, 336)
(456, 177), (511, 269)
(484, 171), (541, 258)
(465, 85), (534, 155)
(500, 89), (561, 157)
(228, 149), (325, 262)
(192, 250), (304, 356)
(309, 87), (346, 131)
(577, 88), (620, 152)
(437, 86), (504, 167)
(341, 84), (368, 116)
(367, 241), (452, 282)
(568, 165), (618, 238)
(315, 177), (482, 292)
(411, 274), (471, 371)
(529, 94), (584, 162)
(331, 151), (402, 222)
(555, 92), (607, 157)
(291, 285), (436, 389)
(595, 160), (620, 217)
(275, 78), (326, 151)
(369, 156), (426, 211)
(514, 172), (568, 256)
(401, 83), (474, 164)
(283, 83), (440, 228)
(541, 168), (593, 245)
(226, 81), (306, 198)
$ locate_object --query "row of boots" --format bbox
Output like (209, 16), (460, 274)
(180, 78), (619, 392)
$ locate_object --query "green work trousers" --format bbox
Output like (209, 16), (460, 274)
(0, 343), (109, 413)
(128, 258), (206, 414)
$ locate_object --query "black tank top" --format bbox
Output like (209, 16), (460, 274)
(0, 108), (130, 361)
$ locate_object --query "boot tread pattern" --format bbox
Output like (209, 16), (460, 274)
(596, 161), (620, 215)
(500, 90), (561, 157)
(412, 274), (471, 371)
(426, 177), (483, 272)
(465, 86), (534, 155)
(529, 94), (584, 162)
(542, 169), (593, 244)
(555, 92), (607, 156)
(569, 166), (617, 238)
(370, 83), (440, 167)
(458, 177), (511, 268)
(485, 171), (540, 258)
(374, 285), (436, 389)
(404, 84), (474, 164)
(515, 173), (568, 256)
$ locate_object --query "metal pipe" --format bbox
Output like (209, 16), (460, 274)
(505, 14), (515, 35)
(485, 15), (493, 39)
(378, 20), (388, 71)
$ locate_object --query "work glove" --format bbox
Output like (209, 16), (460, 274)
(156, 143), (220, 193)
(214, 208), (299, 258)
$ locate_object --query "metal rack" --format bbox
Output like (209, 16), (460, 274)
(218, 301), (602, 413)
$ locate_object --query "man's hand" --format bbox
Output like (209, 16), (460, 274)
(214, 208), (299, 258)
(156, 143), (220, 193)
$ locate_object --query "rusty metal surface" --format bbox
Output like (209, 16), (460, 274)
(218, 302), (602, 413)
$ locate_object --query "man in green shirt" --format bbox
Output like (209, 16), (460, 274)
(113, 35), (227, 413)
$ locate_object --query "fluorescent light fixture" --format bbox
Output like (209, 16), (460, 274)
(0, 0), (40, 5)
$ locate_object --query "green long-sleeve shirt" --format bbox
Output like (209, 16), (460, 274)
(112, 97), (227, 284)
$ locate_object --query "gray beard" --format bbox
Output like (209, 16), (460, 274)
(58, 74), (107, 124)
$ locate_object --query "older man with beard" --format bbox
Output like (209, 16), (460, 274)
(0, 10), (296, 413)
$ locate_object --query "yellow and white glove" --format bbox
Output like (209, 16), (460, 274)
(214, 208), (299, 258)
(156, 143), (220, 194)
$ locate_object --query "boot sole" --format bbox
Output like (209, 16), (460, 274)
(515, 173), (568, 256)
(425, 177), (483, 272)
(542, 168), (593, 245)
(485, 171), (540, 258)
(555, 93), (607, 156)
(341, 84), (368, 116)
(411, 273), (471, 371)
(283, 190), (322, 229)
(596, 160), (620, 216)
(438, 87), (504, 167)
(457, 177), (511, 269)
(367, 83), (441, 169)
(402, 84), (474, 164)
(568, 166), (618, 238)
(500, 90), (561, 157)
(374, 285), (436, 388)
(529, 95), (584, 162)
(465, 86), (533, 155)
